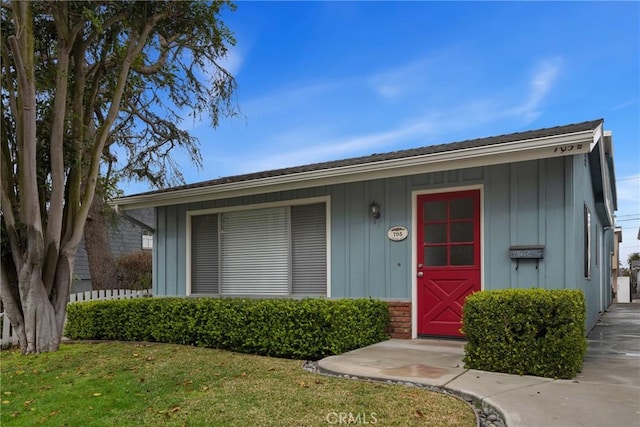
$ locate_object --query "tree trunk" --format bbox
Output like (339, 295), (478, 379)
(19, 268), (58, 353)
(84, 195), (119, 290)
(0, 266), (27, 353)
(0, 271), (51, 354)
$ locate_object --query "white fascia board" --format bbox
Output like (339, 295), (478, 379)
(113, 128), (598, 210)
(597, 130), (615, 225)
(590, 124), (603, 151)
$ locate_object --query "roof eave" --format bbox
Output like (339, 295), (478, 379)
(112, 126), (600, 210)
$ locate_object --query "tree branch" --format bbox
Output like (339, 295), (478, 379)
(0, 38), (20, 157)
(9, 2), (43, 259)
(0, 102), (18, 212)
(1, 187), (23, 268)
(43, 2), (73, 292)
(70, 11), (167, 249)
(132, 34), (177, 75)
(60, 36), (88, 251)
(123, 102), (174, 140)
(81, 8), (129, 49)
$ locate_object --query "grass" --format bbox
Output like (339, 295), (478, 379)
(0, 342), (476, 426)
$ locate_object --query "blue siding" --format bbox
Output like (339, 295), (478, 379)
(572, 153), (608, 331)
(510, 161), (540, 288)
(330, 184), (348, 298)
(484, 164), (511, 289)
(153, 153), (612, 332)
(385, 177), (411, 297)
(345, 181), (367, 297)
(165, 205), (179, 295)
(543, 158), (567, 290)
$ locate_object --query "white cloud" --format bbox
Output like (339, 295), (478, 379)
(366, 45), (469, 100)
(367, 58), (432, 98)
(238, 119), (438, 173)
(218, 46), (244, 77)
(216, 55), (566, 177)
(367, 54), (563, 128)
(242, 81), (345, 119)
(508, 57), (562, 124)
(613, 98), (639, 111)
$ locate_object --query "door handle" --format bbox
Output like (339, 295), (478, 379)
(417, 272), (424, 277)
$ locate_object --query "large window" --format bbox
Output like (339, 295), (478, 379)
(189, 202), (327, 296)
(584, 204), (591, 279)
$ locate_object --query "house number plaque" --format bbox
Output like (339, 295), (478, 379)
(387, 226), (408, 241)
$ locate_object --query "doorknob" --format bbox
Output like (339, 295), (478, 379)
(417, 272), (424, 277)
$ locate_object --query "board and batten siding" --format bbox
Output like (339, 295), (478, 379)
(483, 157), (571, 292)
(571, 152), (612, 330)
(154, 157), (598, 323)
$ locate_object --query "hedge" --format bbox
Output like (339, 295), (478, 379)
(116, 251), (152, 290)
(65, 297), (389, 360)
(461, 289), (587, 379)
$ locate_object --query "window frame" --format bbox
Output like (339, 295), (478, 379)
(186, 196), (331, 297)
(141, 228), (153, 250)
(584, 204), (591, 279)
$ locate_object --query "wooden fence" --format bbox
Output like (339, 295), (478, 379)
(1, 288), (152, 349)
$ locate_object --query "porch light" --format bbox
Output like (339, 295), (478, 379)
(369, 201), (381, 221)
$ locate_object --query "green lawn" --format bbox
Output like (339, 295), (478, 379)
(0, 342), (476, 426)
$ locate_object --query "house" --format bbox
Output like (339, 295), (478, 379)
(113, 119), (618, 338)
(73, 208), (154, 293)
(611, 227), (623, 301)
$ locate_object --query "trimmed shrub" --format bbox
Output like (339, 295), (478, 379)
(65, 297), (389, 360)
(116, 251), (152, 290)
(461, 289), (587, 379)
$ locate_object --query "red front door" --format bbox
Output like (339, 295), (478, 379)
(417, 190), (481, 337)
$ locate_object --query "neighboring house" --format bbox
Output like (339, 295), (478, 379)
(73, 208), (154, 293)
(611, 227), (622, 301)
(113, 119), (617, 338)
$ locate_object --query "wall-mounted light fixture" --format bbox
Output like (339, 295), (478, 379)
(369, 201), (381, 222)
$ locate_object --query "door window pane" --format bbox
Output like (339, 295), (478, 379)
(450, 221), (473, 242)
(423, 200), (446, 221)
(425, 223), (446, 243)
(450, 198), (473, 220)
(451, 245), (474, 265)
(425, 246), (447, 266)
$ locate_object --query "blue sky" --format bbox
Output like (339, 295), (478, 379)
(124, 1), (640, 263)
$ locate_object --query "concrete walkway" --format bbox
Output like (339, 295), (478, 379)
(318, 304), (640, 427)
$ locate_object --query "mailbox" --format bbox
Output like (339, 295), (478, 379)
(509, 245), (544, 259)
(509, 245), (544, 270)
